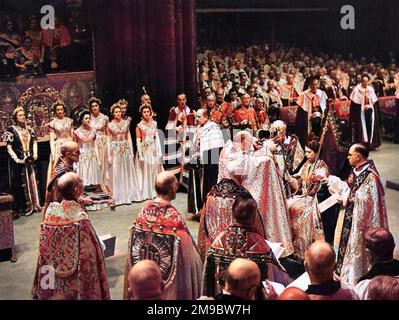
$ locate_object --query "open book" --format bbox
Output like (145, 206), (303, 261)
(318, 194), (341, 213)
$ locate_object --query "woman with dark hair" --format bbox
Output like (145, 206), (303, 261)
(135, 104), (163, 200)
(47, 101), (74, 184)
(5, 107), (41, 216)
(106, 104), (141, 205)
(286, 139), (330, 259)
(73, 111), (101, 186)
(88, 97), (109, 189)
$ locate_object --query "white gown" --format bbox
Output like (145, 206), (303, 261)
(90, 113), (109, 189)
(107, 119), (141, 205)
(74, 126), (101, 186)
(136, 120), (164, 200)
(47, 117), (73, 185)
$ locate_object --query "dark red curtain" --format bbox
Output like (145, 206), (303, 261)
(91, 0), (197, 128)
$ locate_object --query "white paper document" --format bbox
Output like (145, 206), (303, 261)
(287, 272), (311, 291)
(265, 240), (286, 259)
(318, 194), (340, 213)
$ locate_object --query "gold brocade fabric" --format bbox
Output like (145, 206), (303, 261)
(44, 200), (89, 225)
(300, 160), (329, 196)
(243, 151), (294, 257)
(219, 143), (294, 257)
(288, 196), (325, 259)
(47, 118), (73, 184)
(287, 160), (328, 258)
(197, 178), (265, 261)
(90, 113), (109, 183)
(33, 201), (110, 300)
(339, 172), (388, 286)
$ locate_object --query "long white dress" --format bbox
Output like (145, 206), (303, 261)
(90, 113), (109, 189)
(74, 126), (101, 186)
(107, 119), (141, 205)
(47, 117), (74, 185)
(136, 119), (164, 200)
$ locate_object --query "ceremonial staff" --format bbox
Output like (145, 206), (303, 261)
(304, 101), (331, 197)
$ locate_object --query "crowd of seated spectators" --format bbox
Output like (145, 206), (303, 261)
(0, 10), (92, 80)
(196, 43), (399, 104)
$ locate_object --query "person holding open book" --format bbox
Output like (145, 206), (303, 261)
(286, 140), (328, 257)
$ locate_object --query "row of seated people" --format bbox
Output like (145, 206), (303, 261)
(0, 11), (92, 79)
(196, 71), (395, 151)
(197, 43), (399, 103)
(195, 43), (399, 152)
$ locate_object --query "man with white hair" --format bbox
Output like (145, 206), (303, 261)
(205, 94), (223, 125)
(45, 141), (94, 214)
(197, 157), (265, 261)
(193, 108), (225, 199)
(218, 131), (295, 260)
(265, 120), (305, 197)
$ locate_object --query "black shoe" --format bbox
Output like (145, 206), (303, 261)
(190, 214), (201, 222)
(12, 212), (21, 221)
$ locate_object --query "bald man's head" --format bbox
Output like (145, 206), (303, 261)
(224, 258), (261, 300)
(57, 172), (83, 200)
(305, 241), (336, 283)
(155, 172), (178, 200)
(60, 141), (80, 164)
(278, 287), (310, 300)
(128, 260), (163, 300)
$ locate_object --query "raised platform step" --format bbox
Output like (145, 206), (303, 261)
(386, 180), (399, 191)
